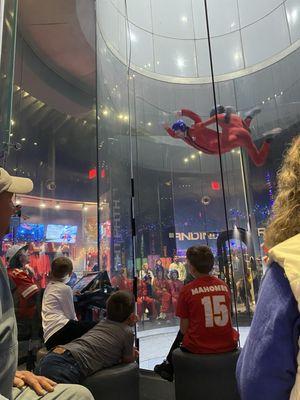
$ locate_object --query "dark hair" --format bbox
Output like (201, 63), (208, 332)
(106, 291), (135, 323)
(186, 246), (214, 274)
(51, 257), (73, 279)
(8, 253), (22, 269)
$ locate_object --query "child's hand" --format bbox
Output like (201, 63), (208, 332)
(133, 347), (139, 360)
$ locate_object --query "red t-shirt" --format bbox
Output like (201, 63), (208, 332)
(176, 275), (239, 354)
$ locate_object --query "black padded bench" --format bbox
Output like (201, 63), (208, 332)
(37, 347), (138, 400)
(173, 348), (241, 400)
(83, 362), (139, 400)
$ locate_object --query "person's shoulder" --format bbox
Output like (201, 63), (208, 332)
(181, 279), (194, 293)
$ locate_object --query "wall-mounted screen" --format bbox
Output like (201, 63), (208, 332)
(46, 224), (78, 244)
(15, 223), (45, 242)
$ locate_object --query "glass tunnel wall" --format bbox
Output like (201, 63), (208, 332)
(95, 0), (300, 368)
(1, 0), (99, 357)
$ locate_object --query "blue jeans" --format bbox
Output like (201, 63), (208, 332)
(36, 351), (84, 384)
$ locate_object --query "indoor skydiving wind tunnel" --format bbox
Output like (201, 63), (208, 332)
(0, 0), (300, 398)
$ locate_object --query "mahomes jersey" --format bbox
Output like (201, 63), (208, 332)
(176, 275), (239, 353)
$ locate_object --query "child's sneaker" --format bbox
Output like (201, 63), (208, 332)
(154, 360), (174, 382)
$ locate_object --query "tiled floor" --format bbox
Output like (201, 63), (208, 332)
(139, 325), (250, 370)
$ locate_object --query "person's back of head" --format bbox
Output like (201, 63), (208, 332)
(51, 257), (73, 281)
(186, 245), (214, 277)
(264, 135), (300, 249)
(106, 290), (135, 324)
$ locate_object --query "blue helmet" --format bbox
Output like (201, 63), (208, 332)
(210, 105), (225, 117)
(172, 119), (188, 133)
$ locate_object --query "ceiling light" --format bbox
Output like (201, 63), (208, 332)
(147, 122), (152, 126)
(184, 158), (189, 163)
(190, 154), (196, 159)
(287, 9), (298, 24)
(118, 114), (124, 120)
(156, 61), (160, 65)
(124, 115), (129, 121)
(129, 32), (137, 42)
(234, 52), (241, 62)
(181, 16), (188, 23)
(40, 203), (46, 208)
(177, 57), (185, 68)
(10, 133), (13, 137)
(34, 142), (38, 146)
(21, 138), (26, 141)
(15, 198), (21, 205)
(55, 202), (61, 209)
(11, 119), (15, 126)
(82, 204), (88, 212)
(102, 109), (109, 116)
(198, 151), (202, 155)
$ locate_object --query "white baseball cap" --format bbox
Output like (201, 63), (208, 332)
(0, 168), (33, 195)
(6, 244), (29, 261)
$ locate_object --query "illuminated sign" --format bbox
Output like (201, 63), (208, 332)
(170, 228), (266, 241)
(211, 181), (220, 190)
(89, 168), (96, 180)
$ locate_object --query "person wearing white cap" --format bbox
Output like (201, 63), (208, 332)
(6, 242), (39, 330)
(0, 167), (94, 400)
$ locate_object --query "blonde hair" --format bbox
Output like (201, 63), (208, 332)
(264, 135), (300, 248)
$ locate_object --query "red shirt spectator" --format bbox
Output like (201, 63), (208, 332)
(177, 275), (238, 353)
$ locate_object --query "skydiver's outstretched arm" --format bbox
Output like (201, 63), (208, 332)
(179, 109), (202, 123)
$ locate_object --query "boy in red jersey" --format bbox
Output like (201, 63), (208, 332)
(155, 245), (238, 381)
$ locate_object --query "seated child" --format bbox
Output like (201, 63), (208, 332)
(37, 291), (138, 383)
(155, 245), (239, 381)
(42, 257), (96, 350)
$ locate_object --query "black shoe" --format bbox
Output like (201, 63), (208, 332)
(154, 360), (174, 382)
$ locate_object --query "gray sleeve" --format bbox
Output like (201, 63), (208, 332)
(122, 330), (134, 358)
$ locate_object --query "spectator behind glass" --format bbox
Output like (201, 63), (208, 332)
(237, 136), (300, 400)
(155, 245), (238, 382)
(169, 255), (186, 282)
(153, 268), (171, 320)
(154, 258), (164, 277)
(139, 263), (154, 283)
(42, 257), (96, 350)
(6, 244), (40, 322)
(37, 291), (138, 384)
